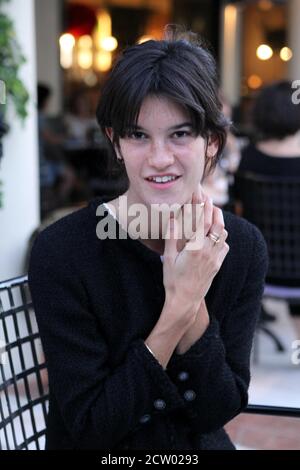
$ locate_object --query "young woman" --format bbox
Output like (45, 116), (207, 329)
(29, 27), (268, 450)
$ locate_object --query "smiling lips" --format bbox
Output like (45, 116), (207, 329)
(146, 175), (179, 182)
(145, 174), (181, 189)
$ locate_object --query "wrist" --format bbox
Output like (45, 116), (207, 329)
(159, 296), (201, 337)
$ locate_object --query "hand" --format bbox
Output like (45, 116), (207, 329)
(175, 193), (230, 353)
(162, 184), (229, 331)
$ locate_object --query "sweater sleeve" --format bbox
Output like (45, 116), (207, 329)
(28, 231), (187, 450)
(166, 224), (268, 434)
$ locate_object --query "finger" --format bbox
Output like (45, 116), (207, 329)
(183, 184), (208, 251)
(184, 224), (205, 251)
(204, 226), (227, 251)
(163, 214), (179, 260)
(196, 182), (215, 235)
(184, 200), (205, 251)
(193, 189), (205, 234)
(213, 241), (230, 272)
(208, 207), (225, 239)
(203, 196), (213, 235)
(182, 193), (204, 241)
(178, 191), (197, 250)
(218, 241), (230, 262)
(181, 199), (192, 244)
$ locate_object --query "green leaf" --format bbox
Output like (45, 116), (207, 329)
(0, 0), (29, 122)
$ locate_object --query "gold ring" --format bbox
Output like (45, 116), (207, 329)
(208, 232), (220, 245)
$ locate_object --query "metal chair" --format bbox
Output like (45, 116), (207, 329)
(0, 275), (49, 450)
(1, 276), (299, 450)
(234, 172), (300, 356)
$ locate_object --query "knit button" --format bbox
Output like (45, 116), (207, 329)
(153, 398), (166, 410)
(139, 414), (151, 424)
(183, 390), (196, 401)
(178, 371), (189, 381)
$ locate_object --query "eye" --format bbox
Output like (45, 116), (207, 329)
(172, 130), (192, 139)
(127, 131), (148, 140)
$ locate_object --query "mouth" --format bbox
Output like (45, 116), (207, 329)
(145, 175), (181, 189)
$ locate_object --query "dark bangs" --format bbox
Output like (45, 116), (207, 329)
(96, 37), (229, 164)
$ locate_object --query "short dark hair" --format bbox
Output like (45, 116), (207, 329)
(252, 80), (300, 141)
(96, 25), (229, 174)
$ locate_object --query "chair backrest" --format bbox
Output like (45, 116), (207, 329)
(0, 275), (49, 450)
(234, 172), (300, 284)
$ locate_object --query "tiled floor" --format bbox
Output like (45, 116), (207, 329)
(226, 299), (300, 450)
(226, 414), (300, 450)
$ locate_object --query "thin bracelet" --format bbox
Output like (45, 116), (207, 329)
(145, 342), (155, 357)
(144, 343), (166, 371)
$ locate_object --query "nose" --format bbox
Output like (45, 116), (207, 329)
(147, 140), (175, 169)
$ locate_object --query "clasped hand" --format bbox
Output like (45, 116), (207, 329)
(162, 183), (229, 354)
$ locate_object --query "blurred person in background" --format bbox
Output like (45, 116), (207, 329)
(238, 80), (300, 177)
(38, 83), (77, 216)
(64, 88), (98, 145)
(237, 80), (300, 315)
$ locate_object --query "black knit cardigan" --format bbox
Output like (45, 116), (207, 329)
(28, 195), (268, 450)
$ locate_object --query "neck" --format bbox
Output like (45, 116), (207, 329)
(105, 194), (168, 256)
(138, 238), (165, 256)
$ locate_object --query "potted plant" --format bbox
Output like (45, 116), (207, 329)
(0, 0), (29, 206)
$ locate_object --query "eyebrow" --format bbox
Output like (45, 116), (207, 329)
(130, 122), (193, 131)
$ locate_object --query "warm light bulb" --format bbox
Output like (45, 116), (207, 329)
(95, 51), (112, 72)
(280, 47), (293, 62)
(247, 75), (263, 90)
(96, 9), (112, 40)
(256, 44), (273, 61)
(78, 35), (93, 49)
(258, 0), (273, 11)
(78, 50), (93, 70)
(59, 33), (75, 69)
(99, 36), (118, 52)
(59, 33), (75, 50)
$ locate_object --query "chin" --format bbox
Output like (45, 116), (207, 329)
(147, 193), (183, 205)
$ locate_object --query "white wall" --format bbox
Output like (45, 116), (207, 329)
(35, 0), (62, 115)
(0, 0), (39, 280)
(288, 0), (300, 81)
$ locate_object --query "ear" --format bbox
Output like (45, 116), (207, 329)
(105, 127), (123, 162)
(105, 127), (113, 143)
(206, 134), (219, 159)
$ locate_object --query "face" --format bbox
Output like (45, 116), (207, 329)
(109, 95), (218, 210)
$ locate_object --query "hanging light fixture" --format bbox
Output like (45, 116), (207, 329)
(59, 6), (118, 76)
(280, 46), (293, 62)
(256, 44), (273, 60)
(59, 33), (75, 69)
(94, 9), (118, 72)
(77, 35), (93, 70)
